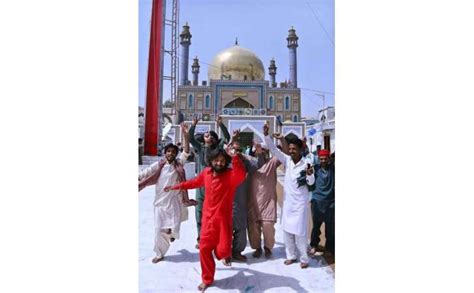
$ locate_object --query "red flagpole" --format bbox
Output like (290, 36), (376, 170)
(144, 0), (165, 156)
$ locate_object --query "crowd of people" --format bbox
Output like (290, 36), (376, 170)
(138, 116), (335, 291)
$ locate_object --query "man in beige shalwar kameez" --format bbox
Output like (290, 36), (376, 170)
(247, 147), (281, 258)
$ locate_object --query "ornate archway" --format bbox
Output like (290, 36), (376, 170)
(224, 98), (254, 108)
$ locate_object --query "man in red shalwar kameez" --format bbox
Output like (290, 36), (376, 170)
(164, 147), (246, 291)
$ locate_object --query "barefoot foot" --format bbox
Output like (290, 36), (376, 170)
(300, 262), (309, 269)
(264, 247), (272, 258)
(221, 257), (232, 266)
(252, 248), (262, 258)
(198, 282), (210, 291)
(151, 256), (164, 263)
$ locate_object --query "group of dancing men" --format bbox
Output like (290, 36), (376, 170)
(138, 116), (335, 291)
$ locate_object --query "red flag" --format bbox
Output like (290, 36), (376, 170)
(144, 0), (165, 156)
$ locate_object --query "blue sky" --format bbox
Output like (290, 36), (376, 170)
(139, 0), (334, 118)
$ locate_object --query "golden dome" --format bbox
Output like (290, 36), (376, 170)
(208, 45), (265, 81)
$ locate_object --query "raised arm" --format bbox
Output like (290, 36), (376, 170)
(254, 143), (266, 169)
(189, 117), (202, 152)
(263, 123), (288, 165)
(243, 143), (265, 173)
(178, 150), (190, 162)
(273, 132), (289, 155)
(217, 115), (231, 144)
(241, 154), (257, 174)
(230, 154), (247, 187)
(226, 129), (240, 149)
(180, 122), (190, 154)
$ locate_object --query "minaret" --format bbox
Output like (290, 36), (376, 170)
(268, 58), (277, 88)
(179, 22), (192, 86)
(286, 26), (299, 88)
(191, 56), (200, 86)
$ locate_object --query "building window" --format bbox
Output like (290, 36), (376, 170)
(269, 96), (274, 109)
(188, 94), (194, 108)
(293, 115), (298, 122)
(205, 95), (210, 108)
(244, 75), (247, 80)
(285, 96), (290, 110)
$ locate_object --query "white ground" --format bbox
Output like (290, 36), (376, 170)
(139, 185), (335, 292)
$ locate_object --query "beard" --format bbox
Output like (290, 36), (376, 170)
(212, 165), (227, 173)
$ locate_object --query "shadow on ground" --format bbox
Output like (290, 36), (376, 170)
(213, 267), (308, 292)
(160, 249), (200, 263)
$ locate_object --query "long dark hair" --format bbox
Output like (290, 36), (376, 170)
(206, 148), (231, 167)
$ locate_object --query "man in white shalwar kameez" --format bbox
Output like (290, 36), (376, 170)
(263, 123), (315, 268)
(139, 124), (197, 263)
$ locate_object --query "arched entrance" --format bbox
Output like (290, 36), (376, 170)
(224, 98), (254, 108)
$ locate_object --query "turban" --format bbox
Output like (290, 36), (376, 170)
(318, 149), (330, 157)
